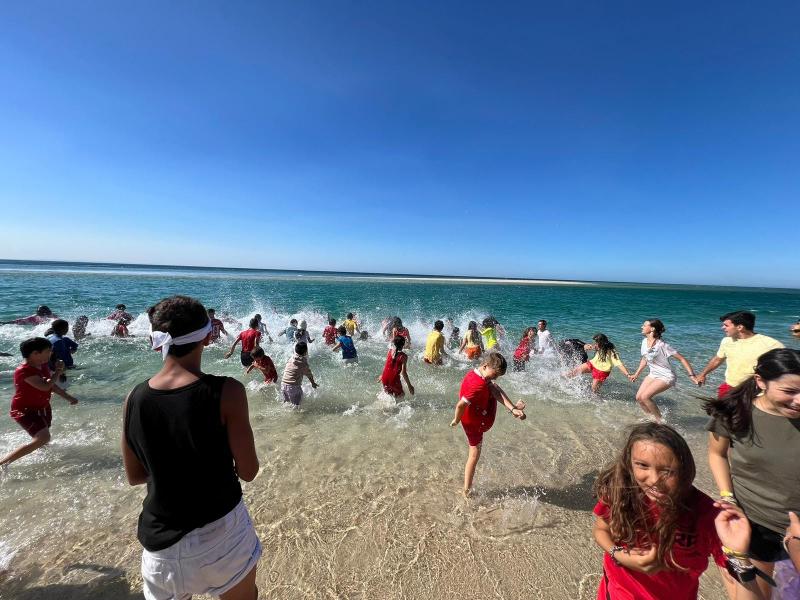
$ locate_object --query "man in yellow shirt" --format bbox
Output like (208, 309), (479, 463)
(696, 310), (783, 398)
(424, 320), (446, 365)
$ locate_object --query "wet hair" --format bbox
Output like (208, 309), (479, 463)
(249, 318), (259, 329)
(482, 352), (507, 375)
(251, 346), (265, 359)
(148, 295), (209, 357)
(452, 327), (460, 336)
(520, 327), (536, 341)
(116, 304), (126, 310)
(434, 320), (444, 331)
(37, 305), (52, 317)
(329, 318), (336, 326)
(49, 319), (69, 336)
(393, 317), (403, 330)
(592, 333), (618, 363)
(20, 336), (52, 358)
(254, 314), (262, 320)
(391, 335), (406, 364)
(482, 317), (496, 329)
(295, 342), (308, 356)
(594, 423), (696, 570)
(359, 330), (368, 340)
(720, 310), (755, 331)
(467, 321), (480, 345)
(705, 348), (800, 438)
(290, 318), (298, 326)
(646, 319), (666, 338)
(538, 319), (547, 327)
(337, 325), (347, 336)
(347, 312), (354, 320)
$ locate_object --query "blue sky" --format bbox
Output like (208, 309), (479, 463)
(1, 2), (798, 287)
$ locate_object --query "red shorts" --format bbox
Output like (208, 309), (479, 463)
(462, 422), (492, 447)
(718, 382), (733, 399)
(11, 406), (52, 436)
(587, 362), (611, 381)
(465, 347), (482, 360)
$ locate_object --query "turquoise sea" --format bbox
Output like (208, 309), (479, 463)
(1, 260), (798, 599)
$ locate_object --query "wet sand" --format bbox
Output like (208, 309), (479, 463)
(0, 396), (727, 600)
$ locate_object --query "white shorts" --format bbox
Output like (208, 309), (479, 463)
(141, 499), (261, 600)
(646, 371), (676, 387)
(281, 382), (303, 405)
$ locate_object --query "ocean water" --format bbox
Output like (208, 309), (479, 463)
(0, 260), (798, 599)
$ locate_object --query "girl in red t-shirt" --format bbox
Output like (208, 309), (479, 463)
(379, 336), (414, 397)
(592, 423), (764, 600)
(449, 352), (526, 497)
(512, 327), (536, 371)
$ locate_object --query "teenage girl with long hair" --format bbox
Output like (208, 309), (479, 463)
(565, 333), (632, 393)
(629, 319), (699, 422)
(706, 348), (800, 598)
(594, 422), (764, 600)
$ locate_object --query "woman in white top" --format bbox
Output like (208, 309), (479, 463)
(629, 319), (698, 421)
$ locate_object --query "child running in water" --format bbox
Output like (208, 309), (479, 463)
(246, 347), (278, 384)
(423, 320), (446, 365)
(565, 333), (632, 393)
(512, 327), (536, 371)
(480, 317), (499, 351)
(281, 342), (319, 406)
(224, 318), (262, 367)
(593, 422), (764, 600)
(207, 309), (229, 343)
(379, 336), (414, 397)
(450, 353), (526, 496)
(323, 318), (338, 345)
(343, 313), (359, 337)
(332, 326), (358, 363)
(459, 321), (484, 360)
(280, 319), (298, 343)
(294, 320), (314, 344)
(390, 318), (411, 349)
(111, 317), (132, 338)
(1, 337), (79, 471)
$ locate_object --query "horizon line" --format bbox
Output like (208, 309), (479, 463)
(0, 258), (797, 292)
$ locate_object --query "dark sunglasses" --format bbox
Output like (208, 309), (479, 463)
(792, 329), (800, 333)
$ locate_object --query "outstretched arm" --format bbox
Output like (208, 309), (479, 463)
(673, 352), (698, 383)
(489, 382), (525, 419)
(696, 356), (725, 386)
(224, 337), (241, 358)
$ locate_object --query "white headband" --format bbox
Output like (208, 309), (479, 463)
(150, 320), (212, 360)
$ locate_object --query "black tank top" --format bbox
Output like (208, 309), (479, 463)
(125, 374), (242, 551)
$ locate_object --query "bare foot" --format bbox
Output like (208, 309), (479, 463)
(462, 487), (472, 499)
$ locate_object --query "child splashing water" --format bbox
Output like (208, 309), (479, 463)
(593, 423), (765, 600)
(450, 353), (526, 497)
(565, 333), (632, 394)
(379, 336), (414, 397)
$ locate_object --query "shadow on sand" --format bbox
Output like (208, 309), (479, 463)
(486, 470), (599, 512)
(0, 564), (138, 600)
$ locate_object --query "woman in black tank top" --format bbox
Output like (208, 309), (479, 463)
(122, 296), (261, 600)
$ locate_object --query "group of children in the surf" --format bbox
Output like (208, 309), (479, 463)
(2, 299), (799, 599)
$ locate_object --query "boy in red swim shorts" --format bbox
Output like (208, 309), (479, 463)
(450, 352), (526, 496)
(1, 337), (79, 470)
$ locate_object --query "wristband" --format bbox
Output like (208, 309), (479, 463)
(609, 545), (625, 566)
(722, 545), (748, 559)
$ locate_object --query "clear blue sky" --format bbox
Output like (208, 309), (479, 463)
(1, 2), (798, 287)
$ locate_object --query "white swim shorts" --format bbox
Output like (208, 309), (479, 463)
(141, 499), (261, 600)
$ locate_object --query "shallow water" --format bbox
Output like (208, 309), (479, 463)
(1, 262), (798, 598)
